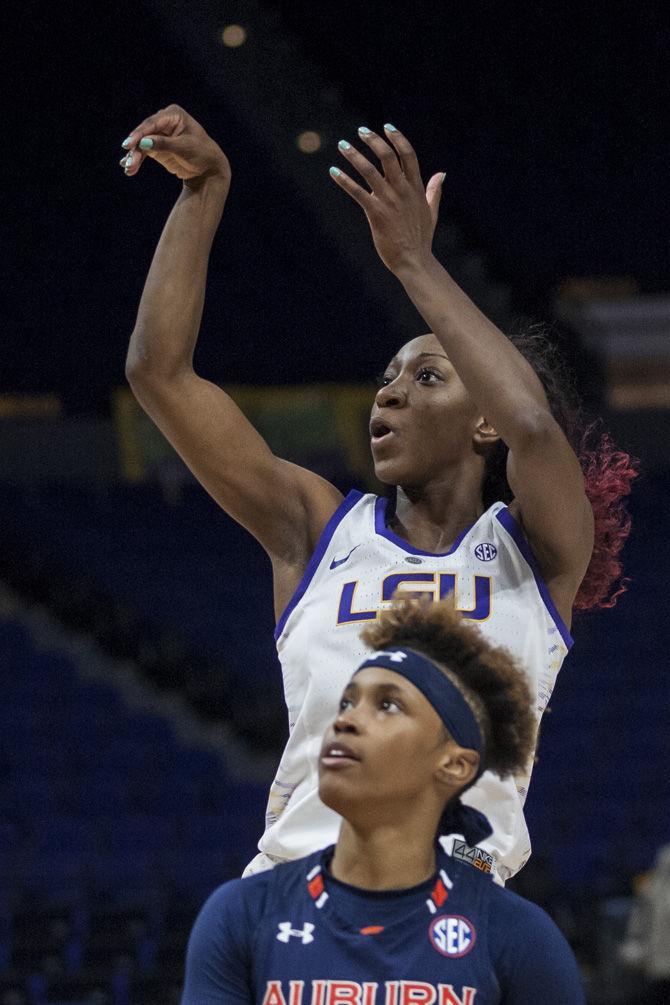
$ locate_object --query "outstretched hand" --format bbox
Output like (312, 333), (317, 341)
(329, 124), (444, 275)
(119, 104), (231, 190)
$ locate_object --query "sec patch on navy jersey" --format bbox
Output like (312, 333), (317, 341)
(429, 915), (477, 958)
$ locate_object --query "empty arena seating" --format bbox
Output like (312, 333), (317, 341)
(0, 482), (279, 684)
(0, 616), (266, 1002)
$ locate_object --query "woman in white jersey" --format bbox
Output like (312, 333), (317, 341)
(121, 106), (636, 883)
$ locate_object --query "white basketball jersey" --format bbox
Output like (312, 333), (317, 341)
(253, 490), (573, 883)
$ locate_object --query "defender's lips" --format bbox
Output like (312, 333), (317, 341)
(320, 741), (361, 768)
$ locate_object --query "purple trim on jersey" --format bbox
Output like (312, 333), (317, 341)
(274, 490), (364, 641)
(374, 496), (474, 556)
(495, 507), (574, 650)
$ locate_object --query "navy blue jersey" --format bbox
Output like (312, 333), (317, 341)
(181, 846), (584, 1004)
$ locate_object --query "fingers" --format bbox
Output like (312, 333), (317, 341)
(331, 124), (423, 195)
(328, 165), (373, 210)
(336, 135), (387, 193)
(119, 104), (186, 177)
(348, 127), (404, 187)
(120, 134), (178, 176)
(122, 104), (185, 150)
(120, 148), (147, 177)
(425, 171), (446, 231)
(378, 124), (423, 188)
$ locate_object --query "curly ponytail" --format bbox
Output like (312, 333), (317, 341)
(481, 322), (638, 611)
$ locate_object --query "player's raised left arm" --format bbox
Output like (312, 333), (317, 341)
(329, 124), (594, 612)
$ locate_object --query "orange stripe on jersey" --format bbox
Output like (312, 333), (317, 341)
(359, 925), (385, 935)
(431, 878), (448, 907)
(308, 874), (325, 900)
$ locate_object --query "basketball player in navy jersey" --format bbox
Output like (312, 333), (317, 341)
(180, 599), (585, 1004)
(122, 107), (635, 882)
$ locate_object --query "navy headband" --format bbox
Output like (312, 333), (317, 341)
(355, 647), (485, 755)
(353, 646), (492, 849)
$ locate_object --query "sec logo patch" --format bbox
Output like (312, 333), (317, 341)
(429, 915), (477, 957)
(474, 542), (497, 562)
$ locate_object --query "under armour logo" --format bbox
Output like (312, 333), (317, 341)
(366, 650), (408, 664)
(276, 922), (315, 944)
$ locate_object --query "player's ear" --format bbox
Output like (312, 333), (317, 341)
(435, 744), (480, 791)
(473, 417), (500, 448)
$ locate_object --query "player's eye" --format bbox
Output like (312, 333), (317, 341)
(375, 372), (394, 388)
(380, 698), (402, 713)
(339, 696), (354, 712)
(417, 368), (440, 384)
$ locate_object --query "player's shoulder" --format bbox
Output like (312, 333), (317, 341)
(335, 488), (372, 513)
(246, 850), (324, 902)
(486, 884), (585, 1001)
(210, 851), (316, 904)
(488, 881), (570, 947)
(444, 856), (566, 945)
(343, 488), (377, 521)
(190, 856), (307, 941)
(196, 869), (273, 930)
(308, 488), (374, 561)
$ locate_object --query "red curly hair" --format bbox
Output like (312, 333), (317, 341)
(481, 324), (638, 611)
(576, 421), (638, 609)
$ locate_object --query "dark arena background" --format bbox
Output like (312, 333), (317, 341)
(3, 1), (669, 1002)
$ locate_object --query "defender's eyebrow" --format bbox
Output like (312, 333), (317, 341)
(372, 682), (407, 695)
(351, 680), (413, 701)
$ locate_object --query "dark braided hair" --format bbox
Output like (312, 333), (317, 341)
(480, 322), (638, 610)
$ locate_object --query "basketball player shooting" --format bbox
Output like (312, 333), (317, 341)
(121, 106), (636, 884)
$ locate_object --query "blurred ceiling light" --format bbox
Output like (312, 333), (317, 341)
(296, 131), (322, 153)
(222, 24), (247, 47)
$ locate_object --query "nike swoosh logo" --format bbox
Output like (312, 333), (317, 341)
(329, 545), (361, 570)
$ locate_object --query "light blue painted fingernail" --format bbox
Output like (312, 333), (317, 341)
(125, 154), (133, 168)
(384, 123), (398, 132)
(329, 166), (341, 177)
(358, 126), (371, 134)
(121, 136), (133, 148)
(338, 140), (351, 151)
(139, 137), (154, 150)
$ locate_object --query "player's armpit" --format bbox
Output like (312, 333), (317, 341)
(127, 368), (343, 565)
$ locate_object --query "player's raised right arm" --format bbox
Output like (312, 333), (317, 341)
(123, 107), (342, 569)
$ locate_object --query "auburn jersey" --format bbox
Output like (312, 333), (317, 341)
(183, 845), (584, 1004)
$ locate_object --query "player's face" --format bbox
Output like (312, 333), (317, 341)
(318, 666), (456, 822)
(370, 334), (483, 488)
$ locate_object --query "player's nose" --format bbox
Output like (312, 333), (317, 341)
(333, 709), (361, 735)
(375, 376), (408, 409)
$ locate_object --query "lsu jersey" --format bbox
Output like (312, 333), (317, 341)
(251, 491), (573, 883)
(183, 845), (585, 1003)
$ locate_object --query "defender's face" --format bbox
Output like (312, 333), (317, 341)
(369, 334), (481, 488)
(318, 666), (448, 821)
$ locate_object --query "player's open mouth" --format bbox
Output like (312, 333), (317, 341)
(320, 742), (361, 769)
(369, 418), (395, 444)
